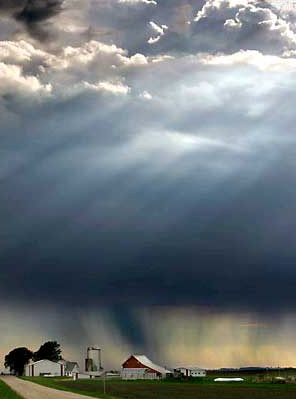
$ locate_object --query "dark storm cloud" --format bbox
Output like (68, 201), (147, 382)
(0, 0), (64, 40)
(2, 50), (296, 325)
(2, 0), (296, 354)
(3, 174), (296, 341)
(2, 118), (296, 316)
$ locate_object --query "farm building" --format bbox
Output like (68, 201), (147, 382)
(25, 359), (65, 377)
(60, 360), (80, 377)
(85, 347), (102, 372)
(72, 371), (104, 380)
(121, 354), (172, 380)
(73, 372), (92, 380)
(174, 367), (206, 377)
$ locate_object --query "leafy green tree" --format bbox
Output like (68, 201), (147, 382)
(4, 347), (33, 376)
(33, 341), (62, 362)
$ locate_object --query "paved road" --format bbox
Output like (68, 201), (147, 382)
(1, 376), (99, 399)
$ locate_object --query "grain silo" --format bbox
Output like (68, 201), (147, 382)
(85, 347), (102, 372)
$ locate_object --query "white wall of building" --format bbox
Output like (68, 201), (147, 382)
(73, 373), (92, 380)
(65, 365), (79, 377)
(176, 367), (206, 377)
(121, 368), (161, 380)
(190, 369), (206, 377)
(25, 360), (64, 377)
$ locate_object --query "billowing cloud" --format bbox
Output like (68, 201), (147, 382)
(0, 62), (52, 98)
(200, 49), (296, 70)
(0, 39), (157, 113)
(147, 0), (296, 55)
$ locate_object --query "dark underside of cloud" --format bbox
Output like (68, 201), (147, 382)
(0, 0), (64, 40)
(2, 137), (296, 316)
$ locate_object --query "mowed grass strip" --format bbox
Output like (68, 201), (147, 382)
(0, 379), (24, 399)
(22, 377), (296, 399)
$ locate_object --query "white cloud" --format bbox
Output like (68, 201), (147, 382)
(195, 0), (251, 23)
(0, 62), (52, 99)
(85, 80), (130, 95)
(126, 53), (149, 66)
(0, 40), (48, 64)
(223, 1), (296, 46)
(181, 0), (296, 55)
(59, 80), (131, 99)
(0, 39), (171, 109)
(200, 49), (296, 71)
(140, 90), (153, 99)
(149, 21), (168, 35)
(148, 35), (161, 44)
(148, 21), (168, 44)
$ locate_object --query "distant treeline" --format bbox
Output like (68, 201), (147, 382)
(207, 368), (296, 376)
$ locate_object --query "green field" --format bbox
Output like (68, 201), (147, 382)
(23, 376), (296, 399)
(0, 379), (24, 399)
(207, 368), (296, 379)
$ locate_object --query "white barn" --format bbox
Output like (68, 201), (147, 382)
(25, 360), (65, 377)
(121, 354), (172, 380)
(175, 367), (206, 377)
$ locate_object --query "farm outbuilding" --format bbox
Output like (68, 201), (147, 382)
(73, 372), (92, 380)
(72, 371), (103, 380)
(175, 367), (206, 377)
(121, 354), (172, 380)
(60, 360), (80, 377)
(25, 359), (65, 377)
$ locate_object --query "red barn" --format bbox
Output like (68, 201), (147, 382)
(121, 354), (172, 380)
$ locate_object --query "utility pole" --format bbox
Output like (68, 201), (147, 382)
(103, 371), (106, 395)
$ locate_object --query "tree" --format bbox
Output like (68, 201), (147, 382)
(4, 347), (33, 376)
(33, 341), (62, 362)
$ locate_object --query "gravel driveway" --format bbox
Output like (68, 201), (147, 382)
(1, 376), (99, 399)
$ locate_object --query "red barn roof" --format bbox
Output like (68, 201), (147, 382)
(122, 354), (171, 374)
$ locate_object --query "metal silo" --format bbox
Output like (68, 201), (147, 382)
(85, 346), (102, 372)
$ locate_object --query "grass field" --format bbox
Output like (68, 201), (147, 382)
(23, 376), (296, 399)
(0, 379), (24, 399)
(207, 368), (296, 379)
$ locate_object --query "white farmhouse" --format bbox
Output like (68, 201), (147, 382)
(25, 359), (65, 377)
(121, 354), (172, 380)
(175, 367), (206, 377)
(59, 361), (80, 377)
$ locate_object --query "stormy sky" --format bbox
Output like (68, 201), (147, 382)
(2, 0), (296, 370)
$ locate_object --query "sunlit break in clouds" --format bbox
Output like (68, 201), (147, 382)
(2, 0), (296, 370)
